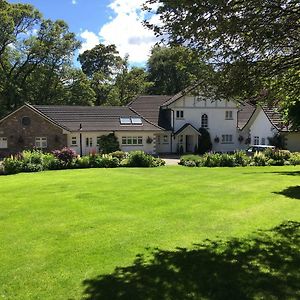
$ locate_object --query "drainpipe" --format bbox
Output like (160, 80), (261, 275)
(171, 109), (175, 153)
(79, 123), (83, 156)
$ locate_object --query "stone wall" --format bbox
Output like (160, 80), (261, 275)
(0, 106), (67, 157)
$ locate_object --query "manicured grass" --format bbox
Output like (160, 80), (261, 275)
(0, 166), (299, 299)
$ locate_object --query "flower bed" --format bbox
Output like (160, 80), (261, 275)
(2, 149), (165, 175)
(179, 150), (300, 167)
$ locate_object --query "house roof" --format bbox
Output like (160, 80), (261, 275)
(31, 105), (163, 132)
(128, 95), (173, 130)
(261, 105), (290, 132)
(237, 102), (256, 129)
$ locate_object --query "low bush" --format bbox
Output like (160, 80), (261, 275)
(126, 151), (154, 167)
(289, 152), (300, 165)
(53, 148), (77, 165)
(3, 157), (23, 174)
(110, 151), (128, 161)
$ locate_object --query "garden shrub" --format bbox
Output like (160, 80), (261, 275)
(110, 151), (127, 161)
(73, 156), (90, 169)
(219, 153), (235, 167)
(127, 151), (155, 167)
(98, 133), (120, 154)
(3, 157), (23, 174)
(22, 163), (43, 173)
(179, 154), (202, 166)
(198, 128), (212, 154)
(233, 151), (250, 166)
(53, 147), (77, 165)
(252, 152), (267, 166)
(289, 152), (300, 165)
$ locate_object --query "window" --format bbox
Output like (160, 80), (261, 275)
(120, 117), (131, 125)
(178, 135), (184, 145)
(86, 137), (93, 147)
(120, 117), (143, 125)
(254, 136), (259, 145)
(163, 135), (169, 144)
(71, 136), (77, 146)
(35, 137), (47, 148)
(121, 136), (143, 145)
(157, 135), (161, 145)
(176, 110), (184, 119)
(22, 116), (31, 126)
(201, 114), (208, 128)
(261, 138), (266, 145)
(131, 117), (142, 125)
(0, 137), (8, 149)
(225, 111), (233, 120)
(221, 134), (233, 144)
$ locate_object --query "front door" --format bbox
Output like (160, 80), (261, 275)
(186, 135), (194, 153)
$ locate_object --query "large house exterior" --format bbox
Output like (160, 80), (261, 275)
(0, 85), (299, 157)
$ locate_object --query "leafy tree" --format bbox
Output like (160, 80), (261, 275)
(147, 45), (211, 95)
(78, 44), (123, 78)
(0, 1), (80, 115)
(198, 128), (212, 155)
(97, 133), (120, 154)
(144, 0), (300, 125)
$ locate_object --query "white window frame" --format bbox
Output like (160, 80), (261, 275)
(176, 110), (184, 119)
(221, 134), (233, 144)
(0, 137), (8, 149)
(86, 137), (93, 147)
(121, 136), (143, 146)
(71, 136), (78, 146)
(254, 136), (259, 145)
(201, 114), (208, 128)
(35, 137), (47, 149)
(225, 111), (233, 120)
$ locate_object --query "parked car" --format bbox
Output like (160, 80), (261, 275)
(246, 145), (275, 156)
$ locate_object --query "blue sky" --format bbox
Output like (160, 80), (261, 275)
(9, 0), (160, 66)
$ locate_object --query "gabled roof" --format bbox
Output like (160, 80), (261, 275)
(261, 105), (290, 132)
(237, 102), (256, 129)
(161, 81), (204, 107)
(31, 105), (163, 132)
(174, 123), (201, 136)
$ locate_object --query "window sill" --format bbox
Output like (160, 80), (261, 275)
(122, 144), (144, 146)
(221, 142), (234, 144)
(225, 118), (233, 120)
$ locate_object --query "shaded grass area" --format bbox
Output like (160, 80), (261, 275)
(83, 221), (300, 300)
(0, 166), (300, 299)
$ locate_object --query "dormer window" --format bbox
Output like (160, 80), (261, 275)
(176, 110), (184, 119)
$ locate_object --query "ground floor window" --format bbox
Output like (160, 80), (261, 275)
(157, 135), (161, 145)
(86, 137), (93, 147)
(35, 137), (47, 148)
(122, 136), (143, 145)
(71, 136), (77, 146)
(221, 134), (233, 144)
(0, 137), (8, 149)
(261, 137), (266, 145)
(254, 136), (259, 145)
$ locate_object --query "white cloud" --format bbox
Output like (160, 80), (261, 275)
(99, 0), (160, 64)
(79, 30), (100, 54)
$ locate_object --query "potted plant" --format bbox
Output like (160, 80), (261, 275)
(214, 136), (220, 143)
(146, 136), (153, 144)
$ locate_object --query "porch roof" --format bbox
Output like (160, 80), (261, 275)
(174, 123), (201, 136)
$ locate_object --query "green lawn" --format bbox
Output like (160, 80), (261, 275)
(0, 166), (299, 299)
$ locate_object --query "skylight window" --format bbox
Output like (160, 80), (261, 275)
(120, 117), (131, 125)
(131, 117), (142, 125)
(120, 117), (143, 125)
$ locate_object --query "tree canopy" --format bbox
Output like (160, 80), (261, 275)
(144, 0), (300, 126)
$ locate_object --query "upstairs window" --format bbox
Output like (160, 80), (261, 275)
(225, 111), (233, 120)
(22, 116), (31, 126)
(176, 110), (184, 119)
(201, 114), (208, 128)
(0, 137), (8, 149)
(35, 137), (47, 148)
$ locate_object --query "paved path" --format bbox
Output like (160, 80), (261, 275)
(162, 158), (180, 166)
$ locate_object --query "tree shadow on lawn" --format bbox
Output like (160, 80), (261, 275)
(82, 221), (300, 300)
(274, 186), (300, 200)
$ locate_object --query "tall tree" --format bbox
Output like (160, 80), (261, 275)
(0, 1), (81, 116)
(147, 45), (212, 95)
(144, 0), (300, 125)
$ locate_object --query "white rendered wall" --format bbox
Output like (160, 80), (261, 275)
(249, 109), (278, 145)
(67, 131), (158, 155)
(169, 96), (240, 152)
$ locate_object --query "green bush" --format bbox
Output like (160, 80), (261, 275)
(22, 163), (43, 173)
(289, 152), (300, 165)
(198, 128), (212, 154)
(152, 157), (166, 167)
(73, 156), (90, 169)
(3, 157), (23, 174)
(110, 151), (128, 161)
(233, 151), (250, 166)
(98, 133), (120, 154)
(127, 151), (155, 167)
(252, 152), (267, 166)
(179, 154), (202, 166)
